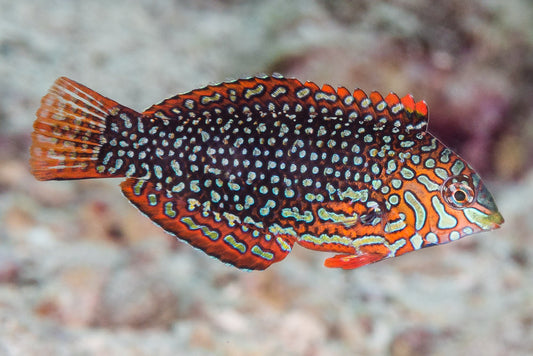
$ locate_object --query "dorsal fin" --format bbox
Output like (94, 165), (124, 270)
(142, 76), (429, 137)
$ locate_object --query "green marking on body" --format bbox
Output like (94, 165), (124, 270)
(134, 180), (145, 195)
(244, 216), (264, 229)
(270, 86), (287, 98)
(431, 196), (458, 229)
(424, 158), (436, 169)
(180, 216), (219, 241)
(148, 193), (158, 206)
(434, 167), (449, 180)
(296, 88), (310, 99)
(276, 237), (292, 252)
(391, 179), (402, 190)
(223, 212), (241, 227)
(281, 207), (314, 223)
(417, 174), (440, 192)
(409, 233), (423, 250)
(388, 194), (400, 206)
(224, 235), (246, 253)
(187, 198), (201, 211)
(404, 191), (426, 231)
(251, 245), (274, 260)
(315, 92), (337, 102)
(451, 160), (465, 176)
(388, 239), (407, 256)
(317, 208), (358, 227)
(338, 187), (368, 202)
(352, 235), (385, 250)
(190, 180), (201, 193)
(244, 84), (265, 99)
(164, 202), (176, 218)
(200, 92), (222, 105)
(384, 215), (407, 233)
(228, 182), (240, 191)
(325, 183), (337, 196)
(400, 167), (415, 180)
(299, 233), (352, 246)
(268, 223), (298, 238)
(440, 148), (451, 163)
(463, 207), (493, 230)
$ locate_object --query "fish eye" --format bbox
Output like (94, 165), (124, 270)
(442, 175), (476, 209)
(453, 190), (467, 202)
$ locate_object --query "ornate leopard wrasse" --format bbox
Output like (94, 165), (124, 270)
(30, 75), (503, 270)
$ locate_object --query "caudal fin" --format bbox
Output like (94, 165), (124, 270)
(30, 77), (135, 180)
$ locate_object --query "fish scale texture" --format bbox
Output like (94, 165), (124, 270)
(30, 75), (503, 270)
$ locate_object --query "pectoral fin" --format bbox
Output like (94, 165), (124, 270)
(324, 252), (386, 269)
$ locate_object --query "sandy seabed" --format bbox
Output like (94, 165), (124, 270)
(1, 1), (533, 355)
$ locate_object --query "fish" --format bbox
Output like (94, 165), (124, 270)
(30, 75), (504, 270)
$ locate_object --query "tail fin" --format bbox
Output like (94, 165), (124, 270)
(30, 77), (138, 180)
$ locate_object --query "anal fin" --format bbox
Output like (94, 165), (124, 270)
(120, 178), (294, 270)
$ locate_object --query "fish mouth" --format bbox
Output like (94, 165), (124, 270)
(486, 210), (504, 229)
(463, 208), (504, 231)
(474, 179), (504, 229)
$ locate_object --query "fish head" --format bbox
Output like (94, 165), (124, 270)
(440, 171), (504, 231)
(387, 143), (503, 249)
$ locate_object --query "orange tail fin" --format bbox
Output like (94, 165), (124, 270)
(30, 77), (139, 180)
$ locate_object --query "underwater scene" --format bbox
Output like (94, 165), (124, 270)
(1, 1), (533, 355)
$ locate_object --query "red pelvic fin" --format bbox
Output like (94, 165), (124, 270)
(324, 253), (386, 270)
(120, 178), (294, 270)
(30, 77), (136, 180)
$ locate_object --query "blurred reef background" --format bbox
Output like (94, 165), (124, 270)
(1, 0), (532, 355)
